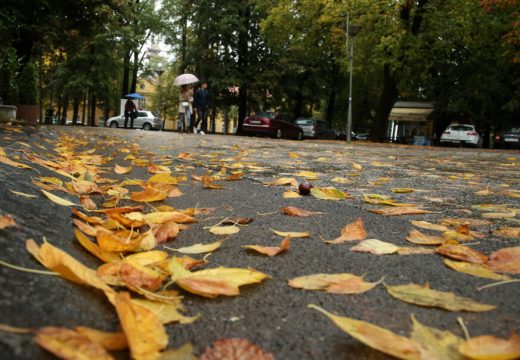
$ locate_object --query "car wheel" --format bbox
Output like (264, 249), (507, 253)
(110, 121), (118, 128)
(143, 123), (152, 131)
(276, 129), (282, 139)
(297, 131), (303, 141)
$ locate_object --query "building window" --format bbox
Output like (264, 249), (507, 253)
(140, 83), (145, 90)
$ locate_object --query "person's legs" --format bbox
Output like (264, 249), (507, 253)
(124, 113), (129, 128)
(129, 113), (134, 129)
(178, 113), (184, 132)
(201, 108), (208, 133)
(186, 109), (191, 132)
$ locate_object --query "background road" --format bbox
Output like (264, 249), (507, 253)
(0, 126), (519, 359)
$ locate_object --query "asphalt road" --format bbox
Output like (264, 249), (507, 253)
(0, 125), (519, 359)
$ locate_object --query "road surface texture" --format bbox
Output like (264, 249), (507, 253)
(0, 125), (519, 359)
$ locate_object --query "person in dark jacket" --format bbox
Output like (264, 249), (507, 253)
(193, 82), (212, 133)
(124, 99), (137, 128)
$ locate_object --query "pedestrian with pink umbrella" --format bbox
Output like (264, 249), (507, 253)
(174, 73), (198, 133)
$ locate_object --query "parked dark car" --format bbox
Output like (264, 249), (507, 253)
(335, 130), (359, 141)
(494, 128), (520, 149)
(296, 118), (336, 139)
(242, 112), (303, 140)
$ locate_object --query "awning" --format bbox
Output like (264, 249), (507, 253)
(389, 102), (433, 122)
(124, 93), (146, 100)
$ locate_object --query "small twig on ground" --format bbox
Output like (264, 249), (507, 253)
(457, 317), (470, 340)
(0, 259), (57, 276)
(477, 279), (520, 292)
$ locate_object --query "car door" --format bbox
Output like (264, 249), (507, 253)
(134, 112), (147, 128)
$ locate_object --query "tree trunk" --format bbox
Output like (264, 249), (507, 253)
(121, 52), (131, 98)
(224, 107), (229, 134)
(130, 51), (138, 94)
(325, 90), (336, 124)
(370, 64), (398, 141)
(180, 14), (188, 73)
(72, 96), (80, 125)
(82, 92), (87, 124)
(236, 4), (251, 135)
(294, 90), (303, 120)
(89, 94), (96, 127)
(60, 96), (69, 125)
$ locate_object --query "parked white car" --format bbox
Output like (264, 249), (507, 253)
(105, 111), (163, 130)
(440, 124), (482, 147)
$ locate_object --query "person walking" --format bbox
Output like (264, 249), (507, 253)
(194, 82), (212, 134)
(124, 99), (136, 129)
(178, 85), (193, 132)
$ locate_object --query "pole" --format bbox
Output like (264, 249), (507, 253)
(346, 40), (353, 143)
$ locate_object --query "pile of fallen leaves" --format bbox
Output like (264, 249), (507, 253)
(0, 125), (519, 359)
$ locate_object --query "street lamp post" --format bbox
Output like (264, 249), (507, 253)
(345, 15), (361, 143)
(155, 63), (164, 130)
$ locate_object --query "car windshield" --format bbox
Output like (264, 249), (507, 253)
(296, 119), (313, 125)
(506, 128), (520, 133)
(255, 112), (275, 119)
(448, 125), (474, 131)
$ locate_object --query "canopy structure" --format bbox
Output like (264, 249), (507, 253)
(124, 93), (146, 100)
(388, 101), (434, 145)
(389, 101), (434, 122)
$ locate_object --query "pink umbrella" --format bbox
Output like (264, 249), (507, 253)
(173, 73), (199, 86)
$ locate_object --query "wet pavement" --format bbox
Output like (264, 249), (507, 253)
(0, 125), (519, 359)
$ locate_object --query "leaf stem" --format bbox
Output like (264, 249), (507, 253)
(477, 279), (520, 291)
(0, 259), (57, 276)
(457, 317), (470, 340)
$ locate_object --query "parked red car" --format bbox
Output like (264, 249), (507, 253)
(242, 112), (304, 140)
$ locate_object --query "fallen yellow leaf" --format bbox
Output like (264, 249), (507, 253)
(75, 326), (128, 351)
(0, 214), (16, 229)
(114, 164), (132, 174)
(243, 237), (291, 257)
(168, 240), (223, 254)
(385, 283), (495, 312)
(271, 229), (311, 238)
(209, 226), (240, 236)
(309, 305), (423, 359)
(289, 273), (382, 294)
(443, 259), (511, 281)
(351, 239), (399, 255)
(282, 190), (302, 198)
(35, 327), (113, 360)
(410, 315), (464, 360)
(459, 333), (520, 360)
(114, 292), (168, 359)
(310, 187), (348, 200)
(406, 229), (445, 245)
(41, 190), (78, 207)
(326, 217), (367, 244)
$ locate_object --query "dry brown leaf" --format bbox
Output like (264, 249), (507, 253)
(71, 208), (104, 225)
(411, 220), (449, 232)
(0, 214), (16, 229)
(27, 240), (113, 295)
(385, 283), (495, 312)
(443, 259), (511, 281)
(493, 227), (520, 238)
(75, 229), (120, 263)
(243, 237), (291, 257)
(309, 305), (423, 360)
(107, 212), (146, 229)
(144, 211), (196, 224)
(35, 327), (113, 360)
(436, 243), (489, 264)
(114, 292), (168, 359)
(120, 261), (165, 292)
(71, 180), (99, 195)
(488, 247), (520, 274)
(326, 217), (367, 244)
(280, 206), (323, 217)
(200, 338), (274, 360)
(0, 155), (32, 169)
(222, 217), (253, 225)
(169, 261), (269, 298)
(459, 333), (520, 360)
(263, 177), (298, 187)
(369, 207), (431, 216)
(153, 221), (180, 244)
(440, 218), (491, 227)
(80, 196), (97, 211)
(289, 273), (382, 294)
(406, 229), (445, 245)
(96, 229), (143, 253)
(147, 163), (171, 174)
(75, 326), (128, 351)
(130, 189), (168, 202)
(114, 164), (132, 174)
(351, 239), (399, 255)
(209, 226), (240, 236)
(397, 247), (436, 255)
